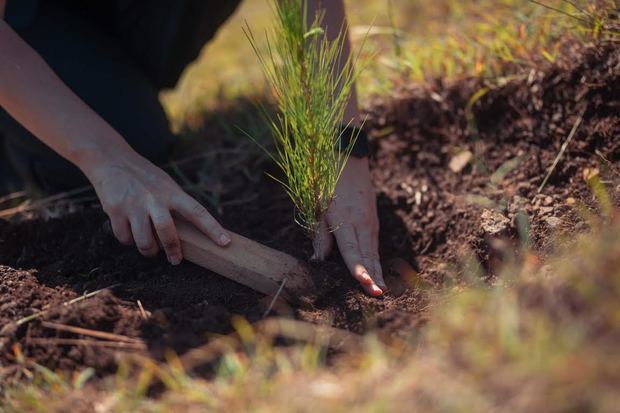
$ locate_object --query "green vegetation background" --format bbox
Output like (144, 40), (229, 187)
(163, 0), (588, 130)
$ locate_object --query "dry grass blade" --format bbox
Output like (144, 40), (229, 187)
(527, 0), (590, 24)
(537, 111), (584, 194)
(41, 321), (144, 344)
(0, 185), (92, 219)
(26, 338), (146, 351)
(179, 317), (361, 371)
(258, 318), (361, 350)
(0, 190), (27, 206)
(137, 300), (149, 320)
(262, 278), (287, 318)
(15, 284), (120, 326)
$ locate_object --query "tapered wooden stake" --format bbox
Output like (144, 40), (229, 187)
(175, 219), (315, 302)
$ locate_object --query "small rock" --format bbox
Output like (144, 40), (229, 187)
(537, 206), (554, 215)
(480, 209), (511, 235)
(507, 195), (530, 218)
(415, 191), (422, 206)
(544, 216), (562, 228)
(543, 196), (553, 206)
(566, 197), (576, 206)
(449, 150), (473, 173)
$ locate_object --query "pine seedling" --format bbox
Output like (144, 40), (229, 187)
(245, 0), (362, 248)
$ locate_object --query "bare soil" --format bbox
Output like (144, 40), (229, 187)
(1, 42), (618, 381)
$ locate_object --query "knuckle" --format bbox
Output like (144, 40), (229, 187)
(192, 203), (208, 218)
(359, 251), (371, 259)
(344, 241), (357, 252)
(361, 252), (379, 261)
(116, 234), (133, 246)
(136, 238), (156, 253)
(153, 221), (180, 252)
(152, 215), (172, 231)
(161, 238), (180, 251)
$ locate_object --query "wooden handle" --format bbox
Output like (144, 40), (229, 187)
(175, 219), (314, 301)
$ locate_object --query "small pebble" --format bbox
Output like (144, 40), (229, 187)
(415, 191), (422, 206)
(544, 216), (562, 228)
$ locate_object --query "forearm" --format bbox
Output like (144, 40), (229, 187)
(308, 0), (361, 127)
(0, 20), (135, 178)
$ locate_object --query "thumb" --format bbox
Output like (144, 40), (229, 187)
(311, 219), (334, 261)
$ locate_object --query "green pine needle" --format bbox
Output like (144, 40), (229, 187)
(245, 0), (362, 236)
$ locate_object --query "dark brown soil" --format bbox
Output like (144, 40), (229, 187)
(1, 42), (619, 382)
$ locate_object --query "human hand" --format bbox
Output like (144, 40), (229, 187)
(313, 157), (385, 296)
(85, 151), (231, 265)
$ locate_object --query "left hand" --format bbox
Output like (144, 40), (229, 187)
(313, 157), (386, 296)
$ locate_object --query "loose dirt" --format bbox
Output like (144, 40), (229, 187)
(1, 42), (618, 381)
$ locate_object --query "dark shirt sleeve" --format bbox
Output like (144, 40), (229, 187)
(4, 0), (38, 29)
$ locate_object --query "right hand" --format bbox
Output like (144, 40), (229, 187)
(85, 151), (231, 265)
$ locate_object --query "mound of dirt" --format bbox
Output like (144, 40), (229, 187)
(1, 42), (618, 380)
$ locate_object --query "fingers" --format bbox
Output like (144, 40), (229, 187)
(129, 213), (158, 257)
(149, 206), (182, 265)
(109, 216), (133, 246)
(172, 195), (231, 247)
(311, 219), (334, 260)
(373, 261), (385, 292)
(357, 227), (386, 291)
(333, 224), (383, 296)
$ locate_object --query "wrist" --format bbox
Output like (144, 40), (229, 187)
(70, 132), (137, 179)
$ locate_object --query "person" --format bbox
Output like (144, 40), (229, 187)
(0, 0), (386, 296)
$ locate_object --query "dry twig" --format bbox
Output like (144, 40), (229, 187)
(15, 284), (120, 326)
(41, 321), (143, 344)
(179, 317), (361, 371)
(537, 112), (584, 194)
(27, 338), (146, 350)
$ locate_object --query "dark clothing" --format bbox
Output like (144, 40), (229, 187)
(1, 0), (242, 193)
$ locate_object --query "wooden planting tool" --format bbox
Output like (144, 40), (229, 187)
(175, 219), (315, 302)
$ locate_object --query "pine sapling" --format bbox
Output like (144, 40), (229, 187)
(245, 0), (362, 254)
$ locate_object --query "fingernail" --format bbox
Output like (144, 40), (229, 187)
(219, 233), (231, 245)
(370, 284), (383, 296)
(169, 255), (182, 266)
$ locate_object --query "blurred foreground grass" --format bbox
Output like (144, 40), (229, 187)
(4, 207), (620, 412)
(162, 0), (616, 129)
